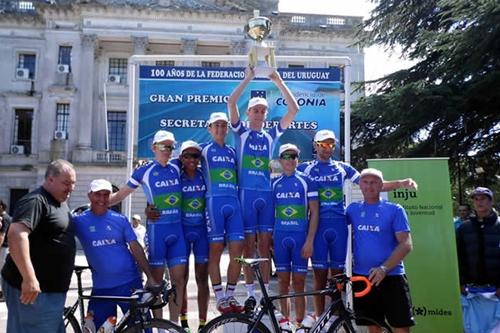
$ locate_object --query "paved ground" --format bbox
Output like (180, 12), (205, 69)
(0, 250), (319, 332)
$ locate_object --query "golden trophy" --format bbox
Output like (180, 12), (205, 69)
(245, 14), (276, 78)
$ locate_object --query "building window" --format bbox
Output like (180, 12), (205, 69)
(56, 103), (70, 133)
(107, 111), (126, 151)
(109, 58), (128, 83)
(291, 16), (306, 24)
(156, 60), (175, 66)
(201, 61), (221, 68)
(17, 53), (36, 79)
(327, 17), (346, 25)
(14, 109), (33, 154)
(58, 46), (72, 70)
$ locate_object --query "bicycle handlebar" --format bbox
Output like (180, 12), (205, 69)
(350, 275), (371, 298)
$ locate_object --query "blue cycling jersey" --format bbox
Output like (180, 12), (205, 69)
(180, 168), (206, 227)
(127, 160), (181, 223)
(231, 120), (283, 191)
(298, 159), (360, 218)
(200, 142), (238, 198)
(73, 210), (140, 289)
(272, 171), (318, 232)
(346, 200), (410, 276)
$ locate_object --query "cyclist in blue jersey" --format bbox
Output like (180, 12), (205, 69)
(200, 112), (245, 314)
(177, 140), (209, 332)
(272, 144), (318, 333)
(110, 130), (186, 323)
(346, 169), (415, 332)
(297, 129), (417, 318)
(73, 179), (154, 329)
(228, 67), (299, 305)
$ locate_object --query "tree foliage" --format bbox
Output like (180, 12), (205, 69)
(351, 0), (500, 200)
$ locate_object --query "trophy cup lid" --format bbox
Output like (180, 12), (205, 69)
(245, 16), (272, 42)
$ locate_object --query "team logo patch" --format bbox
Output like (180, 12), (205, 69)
(221, 170), (234, 180)
(252, 158), (264, 168)
(322, 190), (335, 199)
(282, 206), (298, 218)
(89, 226), (96, 232)
(153, 172), (159, 176)
(189, 199), (201, 210)
(165, 195), (180, 206)
(106, 225), (112, 231)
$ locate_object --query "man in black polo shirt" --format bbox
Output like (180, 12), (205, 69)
(1, 159), (76, 333)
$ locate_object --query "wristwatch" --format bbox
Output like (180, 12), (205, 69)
(379, 265), (387, 273)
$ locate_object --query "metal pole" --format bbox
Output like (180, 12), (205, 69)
(124, 62), (137, 219)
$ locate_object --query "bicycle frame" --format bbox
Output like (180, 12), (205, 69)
(65, 265), (180, 332)
(244, 259), (353, 333)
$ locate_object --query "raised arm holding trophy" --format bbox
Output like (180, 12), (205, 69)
(245, 10), (276, 78)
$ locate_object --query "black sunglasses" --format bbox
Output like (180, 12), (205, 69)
(182, 152), (201, 159)
(280, 153), (299, 160)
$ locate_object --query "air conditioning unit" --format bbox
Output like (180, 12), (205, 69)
(10, 145), (25, 155)
(54, 130), (67, 140)
(16, 68), (30, 80)
(108, 75), (121, 84)
(56, 64), (70, 73)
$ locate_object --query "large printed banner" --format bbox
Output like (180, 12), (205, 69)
(138, 66), (342, 159)
(368, 158), (463, 333)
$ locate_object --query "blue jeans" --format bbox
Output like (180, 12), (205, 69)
(2, 280), (66, 333)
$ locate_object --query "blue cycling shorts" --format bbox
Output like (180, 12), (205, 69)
(184, 224), (209, 264)
(273, 230), (308, 274)
(240, 189), (274, 234)
(312, 217), (347, 270)
(206, 196), (245, 243)
(147, 222), (187, 268)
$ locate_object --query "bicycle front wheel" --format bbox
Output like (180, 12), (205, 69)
(201, 313), (271, 333)
(122, 318), (185, 333)
(64, 312), (82, 333)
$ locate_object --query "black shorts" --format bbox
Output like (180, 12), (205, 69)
(353, 274), (415, 328)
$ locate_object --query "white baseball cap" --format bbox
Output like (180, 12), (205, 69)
(359, 168), (384, 182)
(207, 112), (229, 125)
(314, 129), (336, 142)
(247, 97), (268, 110)
(279, 143), (300, 156)
(132, 214), (141, 221)
(88, 179), (113, 193)
(153, 130), (175, 144)
(180, 140), (201, 153)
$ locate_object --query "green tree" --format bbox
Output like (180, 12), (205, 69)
(351, 0), (500, 201)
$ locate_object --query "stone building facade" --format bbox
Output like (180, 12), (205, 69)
(0, 0), (364, 215)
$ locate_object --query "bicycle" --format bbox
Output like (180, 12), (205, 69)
(63, 265), (184, 333)
(201, 258), (392, 333)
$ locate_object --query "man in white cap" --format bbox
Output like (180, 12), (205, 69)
(346, 168), (415, 332)
(110, 129), (186, 323)
(227, 66), (300, 306)
(131, 214), (146, 248)
(73, 179), (154, 330)
(199, 112), (245, 313)
(297, 129), (418, 318)
(272, 143), (318, 332)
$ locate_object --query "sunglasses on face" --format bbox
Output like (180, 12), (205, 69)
(182, 152), (201, 159)
(280, 153), (299, 160)
(315, 142), (335, 149)
(155, 143), (175, 152)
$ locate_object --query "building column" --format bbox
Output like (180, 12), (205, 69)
(76, 34), (97, 151)
(182, 38), (197, 65)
